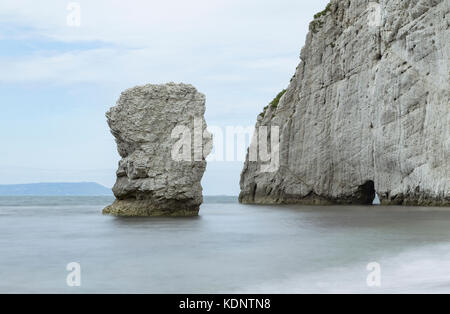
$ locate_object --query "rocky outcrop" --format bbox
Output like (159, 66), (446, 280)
(240, 0), (449, 206)
(103, 83), (212, 216)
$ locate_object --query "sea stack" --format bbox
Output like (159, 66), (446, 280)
(103, 83), (212, 216)
(240, 0), (449, 206)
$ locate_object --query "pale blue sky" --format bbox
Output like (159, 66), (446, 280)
(0, 0), (329, 195)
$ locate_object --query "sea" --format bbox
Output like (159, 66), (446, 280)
(1, 196), (449, 293)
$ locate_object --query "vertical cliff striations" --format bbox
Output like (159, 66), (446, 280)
(240, 0), (449, 206)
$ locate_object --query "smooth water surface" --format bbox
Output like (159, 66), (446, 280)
(0, 196), (449, 293)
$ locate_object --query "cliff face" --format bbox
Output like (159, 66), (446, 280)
(240, 0), (449, 206)
(103, 83), (212, 216)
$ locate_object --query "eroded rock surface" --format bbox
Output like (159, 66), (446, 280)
(240, 0), (449, 206)
(104, 83), (212, 216)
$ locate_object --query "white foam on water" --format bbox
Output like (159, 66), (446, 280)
(240, 243), (450, 294)
(373, 193), (381, 205)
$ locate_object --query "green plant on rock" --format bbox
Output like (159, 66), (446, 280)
(311, 2), (332, 33)
(270, 89), (287, 109)
(259, 106), (267, 118)
(311, 20), (324, 33)
(314, 2), (332, 19)
(259, 89), (287, 118)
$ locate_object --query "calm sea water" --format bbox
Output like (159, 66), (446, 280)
(0, 196), (449, 293)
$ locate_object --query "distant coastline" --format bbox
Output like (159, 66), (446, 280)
(0, 183), (238, 203)
(0, 182), (113, 196)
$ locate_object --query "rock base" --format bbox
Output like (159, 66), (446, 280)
(103, 199), (200, 217)
(239, 194), (449, 207)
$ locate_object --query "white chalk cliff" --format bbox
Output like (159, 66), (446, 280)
(240, 0), (449, 206)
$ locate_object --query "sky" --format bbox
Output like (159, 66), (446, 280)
(0, 0), (330, 195)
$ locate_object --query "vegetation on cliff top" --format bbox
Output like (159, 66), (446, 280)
(270, 89), (287, 109)
(259, 89), (287, 117)
(311, 2), (332, 33)
(314, 3), (332, 19)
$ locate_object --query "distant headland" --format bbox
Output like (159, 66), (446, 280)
(0, 182), (113, 196)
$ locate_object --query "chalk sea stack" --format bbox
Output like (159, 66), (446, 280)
(103, 83), (212, 216)
(240, 0), (449, 206)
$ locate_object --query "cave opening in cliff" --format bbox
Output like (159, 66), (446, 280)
(357, 180), (376, 205)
